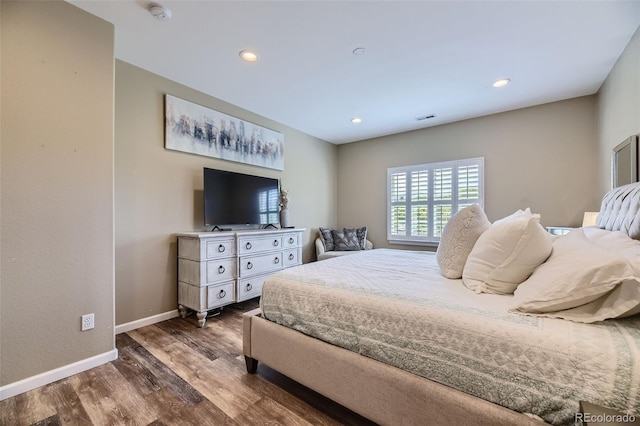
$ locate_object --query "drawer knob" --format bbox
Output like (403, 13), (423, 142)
(218, 289), (226, 299)
(218, 244), (225, 253)
(274, 257), (280, 264)
(246, 242), (252, 250)
(247, 261), (253, 270)
(289, 237), (294, 244)
(289, 253), (294, 261)
(246, 283), (253, 291)
(218, 265), (225, 274)
(273, 240), (279, 246)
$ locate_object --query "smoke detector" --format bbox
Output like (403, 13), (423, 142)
(352, 47), (366, 57)
(149, 3), (172, 21)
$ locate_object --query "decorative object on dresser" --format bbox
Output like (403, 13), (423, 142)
(177, 228), (304, 327)
(279, 187), (290, 228)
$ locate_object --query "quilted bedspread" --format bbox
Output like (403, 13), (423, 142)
(260, 249), (640, 425)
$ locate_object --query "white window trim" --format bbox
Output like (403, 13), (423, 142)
(387, 157), (484, 245)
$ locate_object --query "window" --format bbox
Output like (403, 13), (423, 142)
(259, 188), (280, 224)
(387, 157), (484, 245)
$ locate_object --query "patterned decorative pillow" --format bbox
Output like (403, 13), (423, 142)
(319, 227), (335, 251)
(436, 204), (490, 279)
(353, 226), (367, 249)
(320, 226), (368, 251)
(331, 228), (363, 251)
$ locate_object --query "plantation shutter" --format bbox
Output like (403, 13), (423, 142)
(387, 157), (484, 244)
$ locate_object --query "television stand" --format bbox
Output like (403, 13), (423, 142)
(176, 228), (305, 327)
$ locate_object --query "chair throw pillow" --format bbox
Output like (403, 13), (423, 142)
(354, 226), (368, 249)
(332, 228), (366, 251)
(319, 227), (335, 251)
(436, 204), (490, 279)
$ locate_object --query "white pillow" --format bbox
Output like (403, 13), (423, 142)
(436, 204), (490, 279)
(462, 208), (552, 294)
(493, 208), (535, 225)
(511, 228), (640, 323)
(582, 227), (640, 269)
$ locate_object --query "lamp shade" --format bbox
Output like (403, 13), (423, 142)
(582, 212), (599, 227)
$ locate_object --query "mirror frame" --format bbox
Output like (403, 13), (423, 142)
(612, 135), (639, 188)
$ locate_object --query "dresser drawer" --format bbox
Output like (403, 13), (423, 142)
(179, 258), (236, 286)
(178, 236), (235, 261)
(238, 235), (283, 255)
(178, 280), (235, 312)
(237, 274), (270, 302)
(204, 238), (236, 259)
(206, 282), (235, 309)
(239, 252), (283, 277)
(283, 233), (301, 249)
(283, 248), (301, 267)
(206, 258), (236, 284)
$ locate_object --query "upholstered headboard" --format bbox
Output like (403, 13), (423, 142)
(596, 182), (640, 240)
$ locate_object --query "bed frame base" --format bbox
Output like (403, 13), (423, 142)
(244, 355), (258, 374)
(243, 308), (545, 426)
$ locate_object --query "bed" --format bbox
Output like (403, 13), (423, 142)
(243, 182), (640, 426)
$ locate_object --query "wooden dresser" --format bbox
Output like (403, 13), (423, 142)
(176, 228), (304, 327)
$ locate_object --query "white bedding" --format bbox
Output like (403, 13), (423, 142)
(260, 249), (640, 425)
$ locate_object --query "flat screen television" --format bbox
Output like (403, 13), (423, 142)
(203, 167), (280, 228)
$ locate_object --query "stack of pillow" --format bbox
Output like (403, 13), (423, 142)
(436, 204), (552, 294)
(436, 204), (640, 323)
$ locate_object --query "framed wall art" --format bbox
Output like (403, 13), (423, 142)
(165, 94), (284, 170)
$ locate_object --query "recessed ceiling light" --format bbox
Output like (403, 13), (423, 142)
(239, 50), (259, 62)
(493, 78), (511, 88)
(351, 117), (362, 124)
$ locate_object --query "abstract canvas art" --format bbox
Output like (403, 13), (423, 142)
(165, 94), (284, 170)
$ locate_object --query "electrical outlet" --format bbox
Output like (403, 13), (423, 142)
(81, 313), (94, 331)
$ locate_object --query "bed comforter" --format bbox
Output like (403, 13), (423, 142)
(260, 249), (640, 425)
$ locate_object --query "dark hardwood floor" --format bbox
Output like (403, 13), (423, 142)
(0, 300), (376, 426)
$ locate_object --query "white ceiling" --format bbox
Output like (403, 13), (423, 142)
(70, 0), (640, 144)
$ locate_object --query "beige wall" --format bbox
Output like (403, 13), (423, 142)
(1, 1), (115, 386)
(337, 96), (600, 250)
(115, 61), (337, 326)
(597, 26), (640, 194)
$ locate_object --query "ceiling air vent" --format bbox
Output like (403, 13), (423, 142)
(415, 114), (436, 121)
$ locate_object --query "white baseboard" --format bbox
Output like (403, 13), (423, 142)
(0, 310), (179, 401)
(0, 349), (118, 401)
(115, 309), (180, 335)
